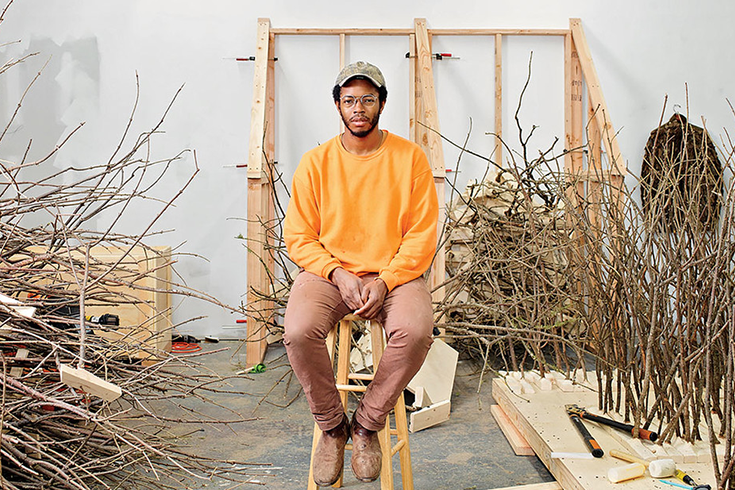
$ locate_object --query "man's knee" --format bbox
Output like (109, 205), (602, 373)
(386, 319), (433, 352)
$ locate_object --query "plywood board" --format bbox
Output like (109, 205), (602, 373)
(407, 338), (458, 406)
(492, 374), (717, 490)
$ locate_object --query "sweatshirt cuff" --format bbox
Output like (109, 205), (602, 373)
(377, 271), (399, 292)
(321, 261), (342, 282)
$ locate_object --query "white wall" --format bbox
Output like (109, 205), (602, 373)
(3, 0), (734, 338)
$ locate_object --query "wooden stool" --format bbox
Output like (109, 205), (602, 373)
(307, 314), (414, 490)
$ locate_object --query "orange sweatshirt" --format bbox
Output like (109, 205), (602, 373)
(284, 131), (439, 292)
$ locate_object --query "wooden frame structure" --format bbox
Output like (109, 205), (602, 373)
(244, 18), (625, 367)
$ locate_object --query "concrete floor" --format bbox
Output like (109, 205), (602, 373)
(170, 341), (554, 490)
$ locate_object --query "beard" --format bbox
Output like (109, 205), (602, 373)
(341, 111), (381, 138)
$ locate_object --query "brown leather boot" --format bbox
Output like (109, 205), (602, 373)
(350, 415), (382, 482)
(312, 414), (350, 487)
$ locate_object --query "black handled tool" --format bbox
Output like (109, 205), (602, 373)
(567, 404), (658, 442)
(565, 404), (604, 458)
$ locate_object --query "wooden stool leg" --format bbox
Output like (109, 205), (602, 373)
(336, 319), (352, 409)
(366, 321), (393, 490)
(378, 419), (394, 490)
(394, 393), (414, 490)
(307, 426), (321, 490)
(307, 325), (342, 490)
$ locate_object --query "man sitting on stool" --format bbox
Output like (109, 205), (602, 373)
(283, 60), (439, 486)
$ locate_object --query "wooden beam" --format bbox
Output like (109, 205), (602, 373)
(414, 18), (445, 177)
(570, 18), (624, 172)
(494, 33), (503, 165)
(272, 27), (412, 36)
(429, 28), (569, 36)
(564, 29), (585, 207)
(247, 18), (272, 179)
(414, 19), (447, 308)
(245, 18), (274, 367)
(409, 33), (418, 144)
(270, 27), (569, 37)
(339, 34), (346, 133)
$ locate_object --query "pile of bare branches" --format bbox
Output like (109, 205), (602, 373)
(0, 21), (266, 488)
(437, 163), (589, 375)
(1, 317), (266, 489)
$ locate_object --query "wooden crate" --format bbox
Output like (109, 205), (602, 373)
(27, 245), (173, 359)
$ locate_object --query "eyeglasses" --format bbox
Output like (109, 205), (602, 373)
(340, 94), (378, 108)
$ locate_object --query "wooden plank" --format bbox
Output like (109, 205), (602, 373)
(564, 30), (584, 208)
(409, 399), (451, 433)
(569, 18), (624, 173)
(406, 338), (458, 404)
(245, 18), (274, 367)
(409, 33), (417, 144)
(494, 33), (503, 165)
(247, 18), (271, 179)
(414, 18), (447, 307)
(429, 28), (569, 36)
(491, 404), (535, 456)
(270, 27), (569, 37)
(271, 27), (569, 37)
(263, 27), (277, 328)
(431, 177), (446, 306)
(272, 27), (413, 36)
(587, 91), (603, 233)
(246, 179), (268, 367)
(414, 18), (445, 177)
(59, 364), (122, 402)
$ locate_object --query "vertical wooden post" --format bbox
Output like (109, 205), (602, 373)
(414, 18), (446, 311)
(339, 34), (346, 133)
(564, 21), (588, 337)
(564, 26), (584, 211)
(408, 33), (418, 144)
(494, 33), (503, 165)
(245, 18), (275, 367)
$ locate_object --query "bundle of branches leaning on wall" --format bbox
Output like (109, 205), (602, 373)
(641, 112), (724, 232)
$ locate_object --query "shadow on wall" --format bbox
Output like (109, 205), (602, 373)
(0, 36), (100, 226)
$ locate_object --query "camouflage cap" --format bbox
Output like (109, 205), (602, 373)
(335, 61), (386, 89)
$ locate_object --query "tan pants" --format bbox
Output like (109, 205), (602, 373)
(283, 271), (434, 432)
